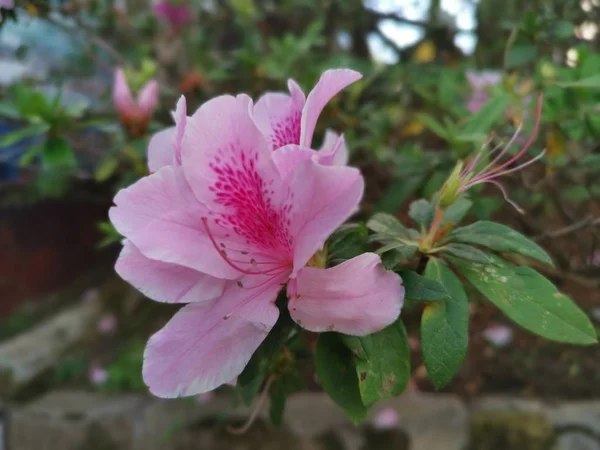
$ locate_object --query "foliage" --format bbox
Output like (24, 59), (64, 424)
(1, 0), (599, 427)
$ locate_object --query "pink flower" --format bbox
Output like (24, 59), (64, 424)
(373, 408), (400, 429)
(153, 1), (192, 30)
(89, 365), (108, 386)
(146, 69), (361, 172)
(113, 68), (159, 137)
(483, 325), (513, 348)
(109, 74), (404, 397)
(466, 71), (502, 113)
(97, 314), (118, 335)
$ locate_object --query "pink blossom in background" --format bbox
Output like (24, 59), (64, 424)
(112, 68), (159, 137)
(89, 365), (108, 386)
(0, 0), (14, 20)
(466, 70), (502, 113)
(97, 314), (118, 335)
(373, 408), (400, 429)
(110, 69), (405, 398)
(153, 1), (192, 30)
(483, 325), (514, 348)
(196, 392), (214, 403)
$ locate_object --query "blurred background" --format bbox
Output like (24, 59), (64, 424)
(0, 0), (599, 449)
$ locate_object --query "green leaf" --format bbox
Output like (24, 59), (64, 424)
(442, 196), (472, 226)
(376, 175), (424, 214)
(238, 308), (295, 406)
(380, 245), (418, 270)
(399, 270), (446, 302)
(95, 157), (120, 182)
(342, 320), (410, 407)
(315, 333), (367, 422)
(506, 44), (538, 68)
(556, 74), (600, 89)
(416, 113), (449, 140)
(42, 137), (76, 168)
(19, 143), (45, 166)
(0, 124), (49, 148)
(461, 94), (510, 138)
(421, 259), (469, 388)
(269, 382), (286, 426)
(454, 254), (597, 345)
(552, 21), (574, 40)
(367, 213), (412, 238)
(440, 243), (493, 264)
(448, 221), (553, 266)
(408, 199), (434, 229)
(327, 223), (368, 260)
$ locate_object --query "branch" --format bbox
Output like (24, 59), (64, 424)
(534, 216), (600, 241)
(365, 8), (431, 28)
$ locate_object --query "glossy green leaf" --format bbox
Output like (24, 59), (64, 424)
(315, 333), (367, 422)
(408, 199), (434, 229)
(442, 196), (472, 226)
(454, 254), (597, 345)
(399, 270), (446, 302)
(440, 243), (493, 264)
(380, 245), (418, 270)
(448, 221), (553, 265)
(342, 320), (410, 407)
(367, 213), (412, 238)
(421, 259), (469, 388)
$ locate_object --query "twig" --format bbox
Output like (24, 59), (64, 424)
(365, 9), (431, 28)
(534, 216), (600, 241)
(227, 374), (275, 435)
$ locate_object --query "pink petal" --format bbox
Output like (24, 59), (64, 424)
(143, 274), (285, 397)
(172, 95), (187, 165)
(147, 127), (175, 172)
(252, 79), (306, 150)
(317, 130), (348, 166)
(115, 240), (227, 303)
(112, 68), (137, 118)
(288, 253), (403, 335)
(109, 166), (239, 279)
(147, 96), (187, 171)
(373, 408), (400, 429)
(299, 69), (362, 147)
(271, 144), (317, 179)
(182, 94), (279, 206)
(137, 80), (159, 119)
(287, 159), (364, 275)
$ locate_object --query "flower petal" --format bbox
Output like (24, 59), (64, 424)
(288, 253), (404, 335)
(147, 127), (175, 172)
(287, 159), (364, 275)
(143, 273), (285, 397)
(109, 166), (239, 279)
(252, 79), (306, 150)
(112, 68), (137, 118)
(182, 94), (279, 206)
(147, 96), (187, 171)
(299, 69), (362, 147)
(136, 80), (159, 119)
(116, 240), (226, 303)
(317, 130), (348, 166)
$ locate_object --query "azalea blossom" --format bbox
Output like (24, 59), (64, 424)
(112, 68), (159, 138)
(89, 365), (108, 386)
(153, 0), (192, 30)
(440, 95), (544, 213)
(373, 408), (400, 429)
(483, 324), (514, 347)
(110, 80), (404, 397)
(466, 70), (502, 113)
(146, 69), (361, 173)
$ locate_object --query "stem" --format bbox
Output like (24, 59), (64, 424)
(227, 374), (276, 435)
